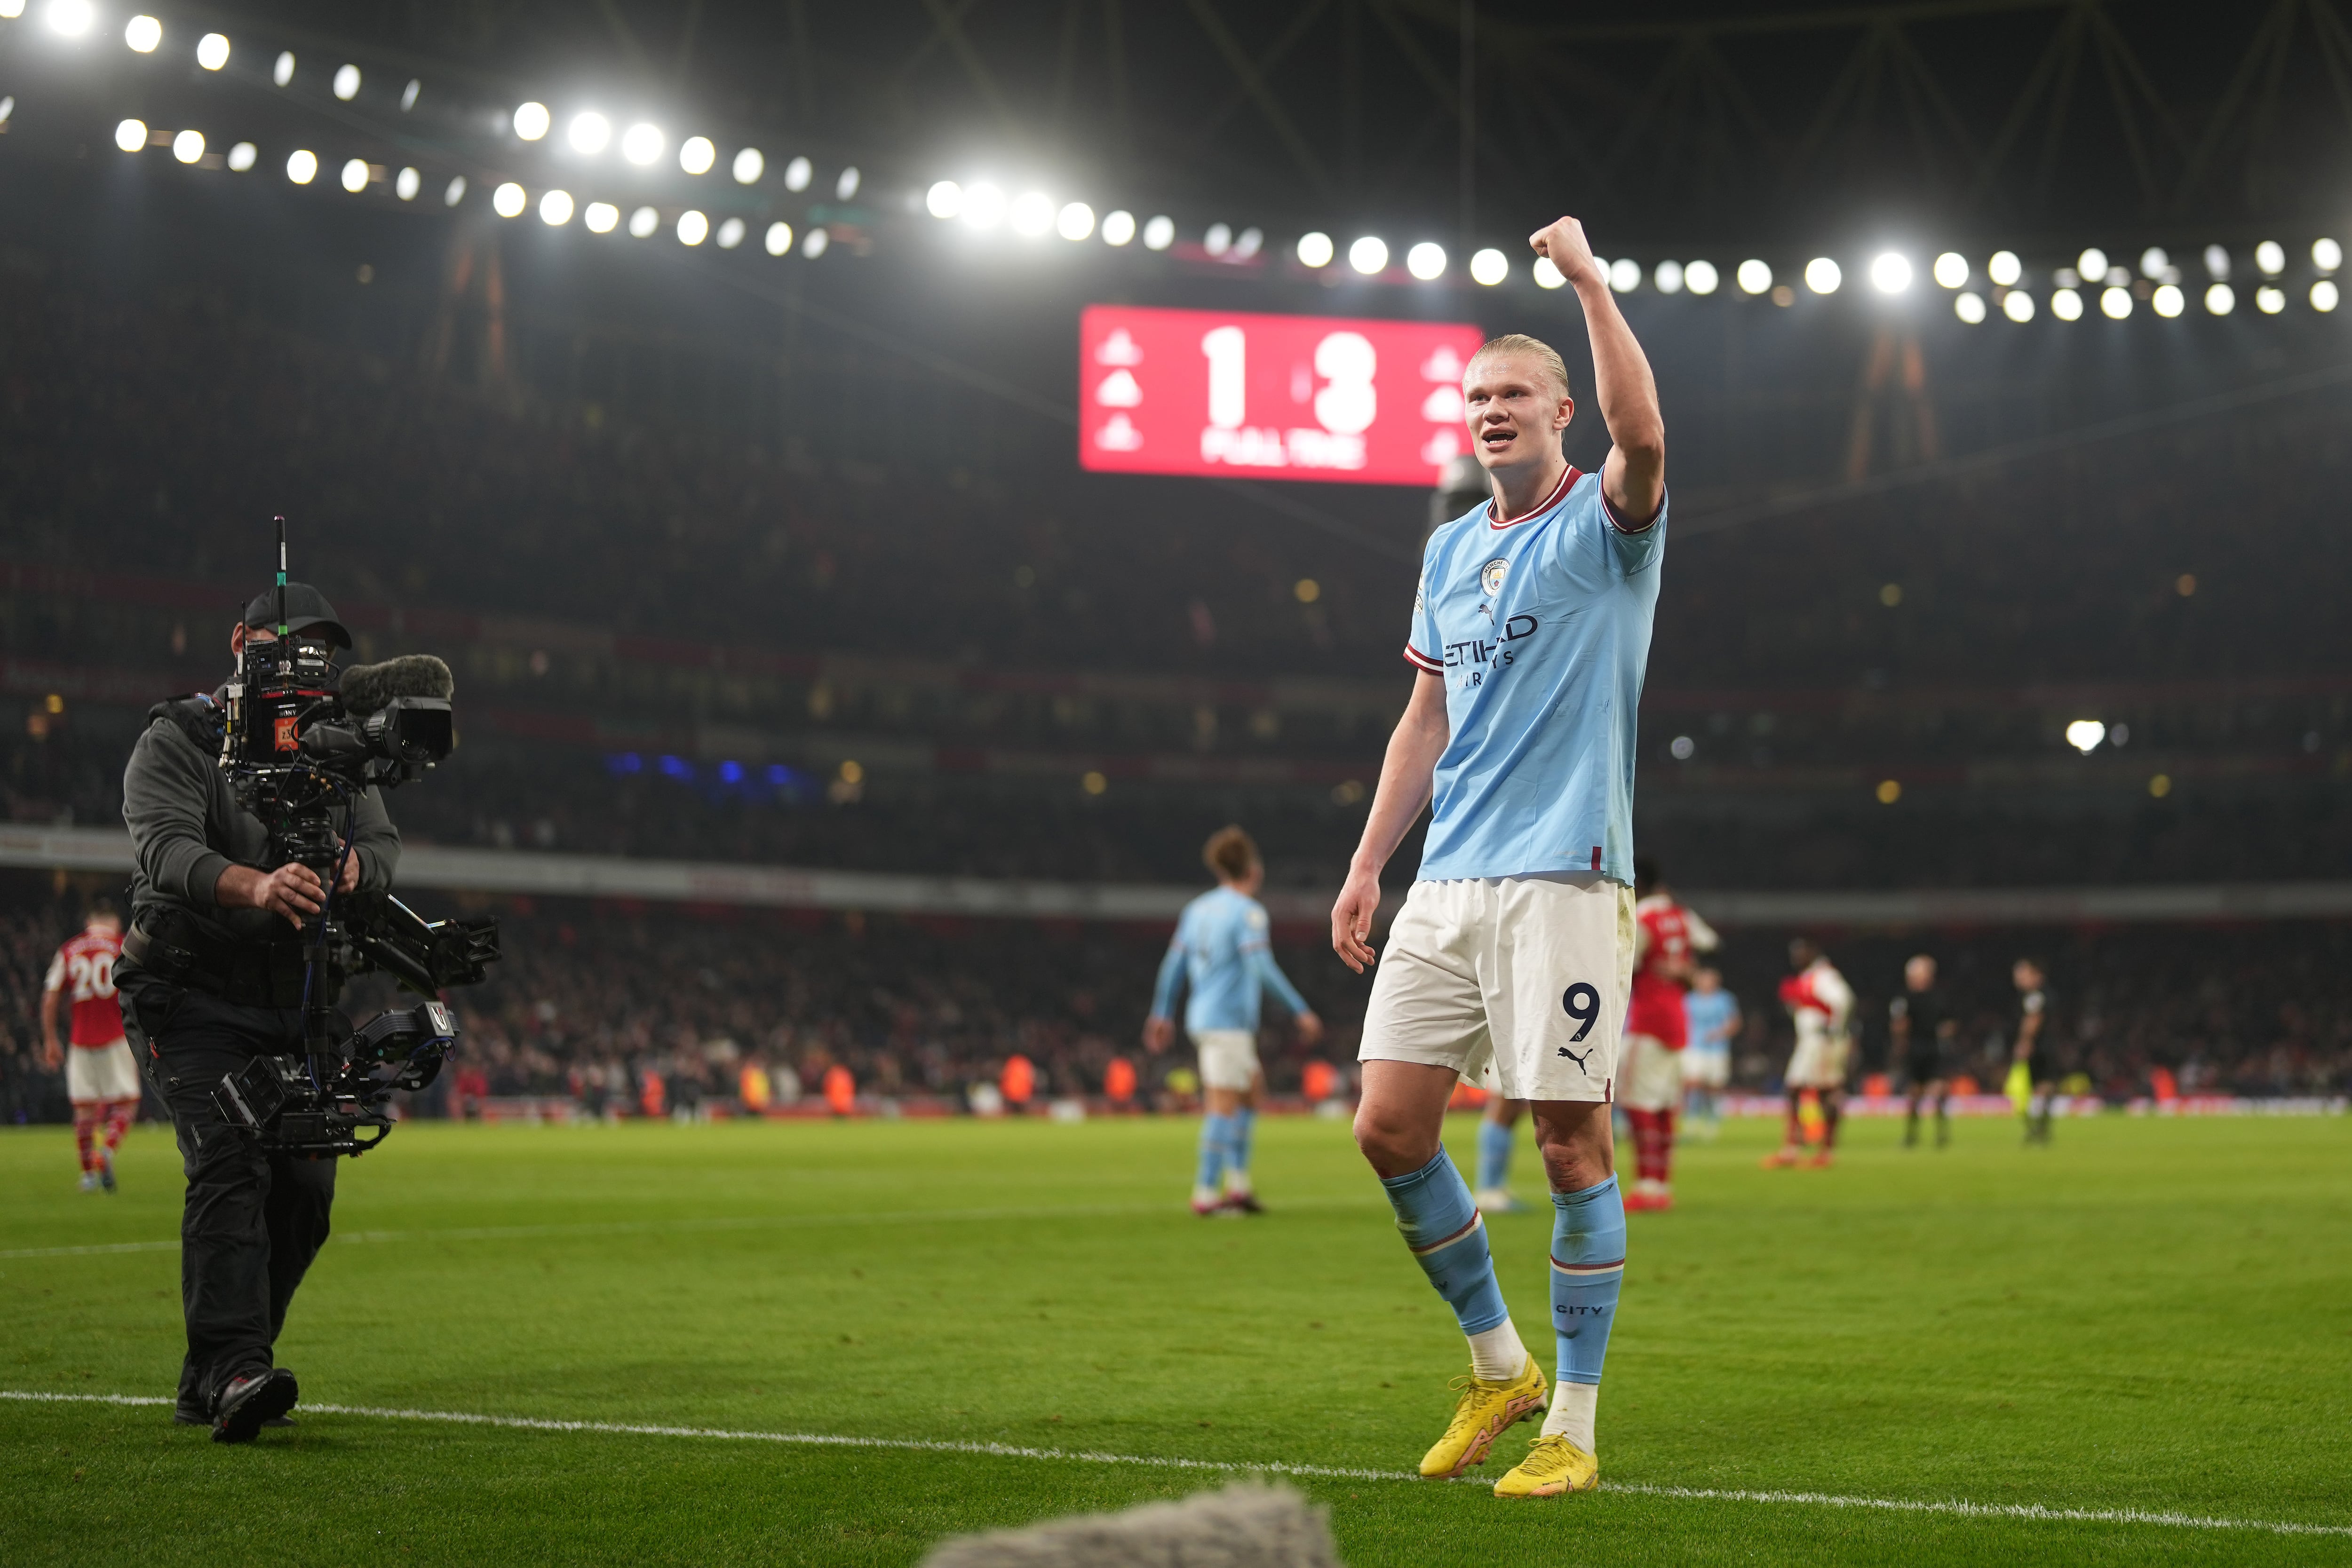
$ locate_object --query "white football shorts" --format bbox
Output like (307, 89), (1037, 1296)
(67, 1038), (140, 1103)
(1620, 1032), (1684, 1113)
(1785, 1028), (1852, 1090)
(1357, 873), (1634, 1104)
(1191, 1029), (1261, 1093)
(1681, 1046), (1731, 1090)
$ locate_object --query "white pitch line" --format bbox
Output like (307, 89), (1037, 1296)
(4, 1390), (2345, 1539)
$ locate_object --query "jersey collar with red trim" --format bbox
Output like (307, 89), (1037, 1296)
(1485, 465), (1580, 529)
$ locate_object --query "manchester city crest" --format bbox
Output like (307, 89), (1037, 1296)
(1480, 558), (1510, 596)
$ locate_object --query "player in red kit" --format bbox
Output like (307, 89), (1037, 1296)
(1619, 859), (1716, 1212)
(41, 900), (137, 1192)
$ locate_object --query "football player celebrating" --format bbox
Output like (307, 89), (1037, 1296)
(42, 900), (136, 1191)
(1146, 826), (1322, 1214)
(1621, 858), (1717, 1212)
(1763, 938), (1854, 1168)
(1333, 214), (1667, 1502)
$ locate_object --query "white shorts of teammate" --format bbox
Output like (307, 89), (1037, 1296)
(67, 1038), (141, 1103)
(1619, 1034), (1684, 1113)
(1357, 874), (1634, 1104)
(1784, 1027), (1852, 1091)
(1681, 1045), (1730, 1090)
(1191, 1029), (1261, 1093)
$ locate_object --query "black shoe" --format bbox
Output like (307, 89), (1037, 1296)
(1221, 1192), (1265, 1215)
(211, 1368), (299, 1444)
(178, 1407), (294, 1428)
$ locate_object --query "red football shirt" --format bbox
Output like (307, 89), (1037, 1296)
(45, 927), (125, 1046)
(1625, 897), (1694, 1047)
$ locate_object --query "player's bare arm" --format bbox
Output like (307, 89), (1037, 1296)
(39, 982), (63, 1069)
(1331, 671), (1449, 973)
(1530, 217), (1665, 525)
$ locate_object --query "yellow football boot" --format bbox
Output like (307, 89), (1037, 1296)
(1493, 1432), (1600, 1498)
(1418, 1357), (1546, 1478)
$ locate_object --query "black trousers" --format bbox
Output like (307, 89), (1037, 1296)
(118, 966), (336, 1416)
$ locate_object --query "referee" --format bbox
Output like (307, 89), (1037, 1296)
(1890, 954), (1958, 1148)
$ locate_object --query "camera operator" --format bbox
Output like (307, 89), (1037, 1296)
(115, 584), (400, 1444)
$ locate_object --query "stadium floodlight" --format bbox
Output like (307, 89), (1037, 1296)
(1056, 201), (1095, 241)
(2065, 720), (2106, 754)
(2205, 282), (2235, 315)
(836, 166), (860, 199)
(2203, 243), (2231, 279)
(1349, 235), (1389, 275)
(570, 112), (612, 155)
(2256, 284), (2285, 313)
(539, 189), (572, 224)
(621, 122), (663, 165)
(2076, 246), (2107, 281)
(340, 157), (369, 193)
(1955, 290), (1986, 324)
(286, 149), (318, 184)
(2315, 238), (2343, 273)
(197, 31), (228, 68)
(926, 180), (962, 219)
(1296, 231), (1334, 267)
(783, 155), (812, 191)
(803, 226), (829, 258)
(1869, 252), (1912, 293)
(113, 119), (146, 153)
(1235, 227), (1262, 258)
(961, 182), (1006, 229)
(1534, 255), (1565, 288)
(1407, 242), (1446, 280)
(2256, 240), (2285, 276)
(678, 135), (715, 174)
(2153, 283), (2184, 317)
(444, 174), (466, 206)
(227, 141), (255, 172)
(1804, 256), (1841, 293)
(584, 200), (619, 233)
(1143, 214), (1175, 250)
(2314, 279), (2340, 313)
(716, 215), (744, 248)
(491, 181), (525, 216)
(47, 0), (92, 36)
(676, 209), (707, 245)
(1685, 258), (1719, 294)
(125, 14), (160, 51)
(1654, 259), (1684, 293)
(1012, 191), (1055, 237)
(1205, 222), (1232, 255)
(1987, 249), (2021, 286)
(1470, 247), (1508, 285)
(1609, 257), (1641, 292)
(395, 166), (420, 200)
(2099, 285), (2131, 319)
(333, 64), (360, 101)
(401, 78), (419, 111)
(1736, 258), (1771, 293)
(764, 220), (791, 254)
(627, 204), (657, 237)
(2003, 288), (2036, 322)
(513, 102), (551, 141)
(1932, 251), (1968, 287)
(732, 146), (763, 184)
(2139, 246), (2168, 278)
(171, 128), (202, 163)
(273, 51), (294, 86)
(2049, 287), (2080, 321)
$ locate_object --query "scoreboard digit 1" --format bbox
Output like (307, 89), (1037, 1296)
(1078, 305), (1488, 487)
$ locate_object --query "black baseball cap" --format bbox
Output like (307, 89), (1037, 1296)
(241, 582), (351, 649)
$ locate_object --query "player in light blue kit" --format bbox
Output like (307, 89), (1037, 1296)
(1680, 966), (1740, 1140)
(1146, 826), (1323, 1215)
(1332, 215), (1667, 1501)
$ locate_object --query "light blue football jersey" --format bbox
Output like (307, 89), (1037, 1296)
(1404, 466), (1664, 884)
(1683, 988), (1739, 1055)
(1150, 886), (1311, 1033)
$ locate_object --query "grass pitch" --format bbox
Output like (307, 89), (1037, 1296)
(3, 1109), (2348, 1566)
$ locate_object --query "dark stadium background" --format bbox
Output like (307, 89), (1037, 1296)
(4, 0), (2348, 1123)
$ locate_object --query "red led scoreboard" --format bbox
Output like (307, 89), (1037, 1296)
(1078, 305), (1487, 487)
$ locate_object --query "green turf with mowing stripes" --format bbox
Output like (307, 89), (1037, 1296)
(2, 1111), (2346, 1564)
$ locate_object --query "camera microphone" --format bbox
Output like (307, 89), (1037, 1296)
(340, 654), (455, 716)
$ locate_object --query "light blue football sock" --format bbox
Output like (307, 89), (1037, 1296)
(1227, 1108), (1256, 1184)
(1475, 1119), (1515, 1192)
(1195, 1114), (1229, 1192)
(1380, 1149), (1509, 1334)
(1549, 1176), (1627, 1386)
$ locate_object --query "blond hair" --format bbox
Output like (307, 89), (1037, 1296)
(1202, 825), (1260, 882)
(1466, 333), (1572, 399)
